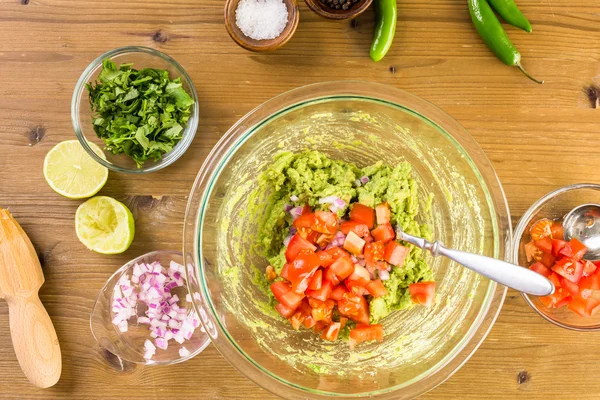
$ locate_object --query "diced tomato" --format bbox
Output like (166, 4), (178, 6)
(350, 204), (375, 229)
(539, 273), (571, 308)
(547, 271), (562, 288)
(348, 324), (384, 349)
(320, 322), (341, 341)
(551, 239), (568, 257)
(287, 251), (321, 293)
(313, 321), (328, 334)
(560, 277), (579, 296)
(567, 295), (600, 317)
(289, 311), (305, 330)
(530, 218), (553, 241)
(266, 265), (277, 281)
(280, 264), (289, 280)
(271, 281), (305, 310)
(285, 234), (317, 262)
(384, 241), (409, 267)
(371, 223), (395, 243)
(343, 231), (366, 255)
(294, 211), (338, 235)
(308, 269), (323, 290)
(364, 241), (385, 268)
(303, 229), (320, 244)
(324, 267), (341, 286)
(275, 302), (295, 318)
(339, 317), (348, 330)
(326, 246), (348, 260)
(579, 273), (600, 291)
(375, 203), (391, 225)
(293, 213), (316, 231)
(303, 316), (316, 329)
(309, 298), (335, 323)
(529, 262), (552, 277)
(306, 279), (334, 301)
(338, 292), (370, 324)
(551, 222), (564, 240)
(588, 298), (600, 316)
(314, 211), (338, 234)
(559, 238), (588, 261)
(316, 251), (334, 267)
(552, 257), (584, 284)
(340, 221), (370, 238)
(524, 241), (543, 263)
(570, 238), (588, 260)
(366, 279), (388, 298)
(409, 281), (436, 307)
(540, 252), (556, 268)
(583, 261), (597, 277)
(534, 237), (553, 254)
(330, 255), (354, 280)
(271, 281), (291, 299)
(329, 285), (348, 301)
(346, 264), (371, 287)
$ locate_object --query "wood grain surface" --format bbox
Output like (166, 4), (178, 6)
(0, 0), (599, 398)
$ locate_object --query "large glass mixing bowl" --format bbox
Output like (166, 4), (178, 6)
(183, 82), (510, 399)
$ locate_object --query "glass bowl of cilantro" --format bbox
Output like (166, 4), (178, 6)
(72, 46), (199, 173)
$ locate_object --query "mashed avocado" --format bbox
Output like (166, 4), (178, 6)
(257, 150), (433, 323)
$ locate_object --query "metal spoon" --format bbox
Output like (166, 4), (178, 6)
(563, 204), (600, 261)
(396, 227), (554, 296)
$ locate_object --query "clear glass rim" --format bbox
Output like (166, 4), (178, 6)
(513, 183), (600, 332)
(89, 250), (210, 365)
(184, 81), (510, 399)
(71, 46), (199, 174)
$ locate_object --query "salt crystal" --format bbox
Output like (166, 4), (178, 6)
(235, 0), (288, 41)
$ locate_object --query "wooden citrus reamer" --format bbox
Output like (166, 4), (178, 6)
(0, 208), (61, 388)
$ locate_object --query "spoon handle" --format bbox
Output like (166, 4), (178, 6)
(397, 230), (554, 296)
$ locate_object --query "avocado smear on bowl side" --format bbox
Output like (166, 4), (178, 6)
(257, 150), (433, 325)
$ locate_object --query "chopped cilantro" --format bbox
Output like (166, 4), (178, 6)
(86, 58), (194, 167)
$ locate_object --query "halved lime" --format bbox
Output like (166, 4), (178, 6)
(75, 196), (135, 254)
(43, 140), (108, 199)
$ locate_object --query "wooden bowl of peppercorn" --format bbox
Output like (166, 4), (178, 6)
(304, 0), (372, 20)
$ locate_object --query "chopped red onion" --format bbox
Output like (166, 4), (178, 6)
(329, 205), (338, 213)
(290, 195), (299, 202)
(289, 226), (297, 235)
(283, 204), (293, 212)
(333, 198), (346, 208)
(379, 269), (390, 281)
(319, 195), (337, 204)
(355, 179), (362, 187)
(155, 338), (168, 350)
(350, 255), (358, 263)
(360, 176), (370, 184)
(358, 258), (366, 267)
(111, 260), (202, 362)
(179, 347), (191, 357)
(289, 206), (303, 220)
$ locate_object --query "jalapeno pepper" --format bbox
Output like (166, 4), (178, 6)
(488, 0), (532, 32)
(468, 0), (542, 83)
(370, 0), (397, 62)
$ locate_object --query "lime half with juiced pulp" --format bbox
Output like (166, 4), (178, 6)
(75, 196), (135, 254)
(43, 140), (108, 199)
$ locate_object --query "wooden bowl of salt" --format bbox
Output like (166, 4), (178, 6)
(224, 0), (300, 52)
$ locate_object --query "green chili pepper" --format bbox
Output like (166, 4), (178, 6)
(488, 0), (532, 32)
(468, 0), (542, 83)
(370, 0), (397, 62)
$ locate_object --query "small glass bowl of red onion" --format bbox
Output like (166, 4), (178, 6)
(90, 250), (210, 365)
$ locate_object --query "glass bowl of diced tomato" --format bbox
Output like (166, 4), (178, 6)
(513, 183), (600, 330)
(183, 81), (511, 399)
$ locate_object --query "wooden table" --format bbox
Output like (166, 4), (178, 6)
(0, 0), (599, 398)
